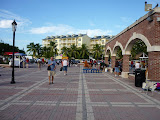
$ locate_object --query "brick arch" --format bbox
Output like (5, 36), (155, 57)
(124, 33), (151, 55)
(105, 46), (112, 56)
(112, 41), (124, 56)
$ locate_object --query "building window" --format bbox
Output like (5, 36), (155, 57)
(78, 39), (81, 41)
(78, 43), (81, 46)
(102, 40), (104, 44)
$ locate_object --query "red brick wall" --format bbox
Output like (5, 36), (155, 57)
(122, 55), (130, 72)
(106, 13), (160, 49)
(155, 13), (160, 45)
(111, 56), (116, 69)
(105, 12), (160, 80)
(148, 52), (160, 80)
(105, 57), (109, 65)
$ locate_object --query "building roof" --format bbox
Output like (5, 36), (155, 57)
(42, 34), (87, 40)
(91, 35), (113, 40)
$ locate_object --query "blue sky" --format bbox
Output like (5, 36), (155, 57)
(0, 0), (159, 51)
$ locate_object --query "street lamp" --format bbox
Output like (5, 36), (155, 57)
(11, 20), (17, 84)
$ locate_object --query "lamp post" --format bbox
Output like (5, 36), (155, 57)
(11, 20), (17, 84)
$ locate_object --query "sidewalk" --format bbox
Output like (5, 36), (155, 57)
(0, 64), (160, 120)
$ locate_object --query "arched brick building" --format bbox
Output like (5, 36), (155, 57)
(105, 7), (160, 81)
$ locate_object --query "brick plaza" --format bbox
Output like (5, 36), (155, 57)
(0, 64), (160, 120)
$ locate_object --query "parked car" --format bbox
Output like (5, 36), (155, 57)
(71, 59), (80, 64)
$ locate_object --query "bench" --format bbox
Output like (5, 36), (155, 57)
(83, 69), (102, 73)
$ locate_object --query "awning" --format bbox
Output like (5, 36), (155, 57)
(4, 52), (18, 55)
(62, 57), (68, 59)
(14, 53), (26, 56)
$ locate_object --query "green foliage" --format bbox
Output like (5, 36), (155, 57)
(115, 40), (147, 60)
(92, 44), (103, 60)
(61, 46), (71, 58)
(69, 44), (80, 59)
(131, 40), (147, 59)
(61, 44), (90, 59)
(0, 41), (25, 55)
(27, 42), (37, 57)
(49, 41), (58, 57)
(27, 41), (58, 58)
(116, 47), (123, 59)
(42, 46), (50, 58)
(27, 42), (42, 57)
(79, 44), (89, 59)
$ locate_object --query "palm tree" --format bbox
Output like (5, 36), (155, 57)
(80, 44), (89, 59)
(27, 42), (37, 57)
(70, 44), (80, 59)
(35, 43), (42, 57)
(61, 46), (68, 55)
(42, 46), (50, 58)
(61, 46), (72, 58)
(92, 44), (103, 60)
(49, 41), (57, 57)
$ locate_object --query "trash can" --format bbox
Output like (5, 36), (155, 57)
(135, 69), (146, 87)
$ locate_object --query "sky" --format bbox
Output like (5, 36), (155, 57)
(0, 0), (159, 52)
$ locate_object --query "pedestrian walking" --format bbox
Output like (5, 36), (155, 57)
(47, 57), (56, 84)
(22, 57), (26, 68)
(94, 60), (97, 67)
(135, 61), (141, 70)
(69, 59), (71, 67)
(115, 60), (119, 76)
(84, 60), (90, 69)
(26, 58), (29, 68)
(42, 58), (45, 66)
(130, 60), (133, 70)
(37, 58), (42, 70)
(90, 59), (93, 68)
(62, 59), (68, 75)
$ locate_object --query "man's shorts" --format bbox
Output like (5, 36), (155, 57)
(63, 66), (67, 71)
(114, 67), (120, 72)
(48, 71), (55, 76)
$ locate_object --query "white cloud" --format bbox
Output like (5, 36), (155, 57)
(30, 24), (73, 34)
(30, 24), (113, 37)
(0, 20), (12, 28)
(0, 9), (31, 29)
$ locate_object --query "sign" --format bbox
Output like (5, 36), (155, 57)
(145, 4), (152, 11)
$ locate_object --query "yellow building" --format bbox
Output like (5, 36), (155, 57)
(90, 35), (113, 50)
(42, 34), (90, 54)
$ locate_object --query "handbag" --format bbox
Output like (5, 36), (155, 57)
(47, 66), (51, 70)
(60, 67), (63, 71)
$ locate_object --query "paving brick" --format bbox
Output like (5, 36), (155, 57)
(0, 64), (160, 120)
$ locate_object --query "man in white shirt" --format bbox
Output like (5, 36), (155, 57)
(62, 59), (68, 75)
(135, 61), (141, 69)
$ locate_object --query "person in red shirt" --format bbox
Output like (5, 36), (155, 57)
(131, 60), (133, 70)
(26, 58), (29, 68)
(94, 60), (97, 67)
(42, 58), (45, 66)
